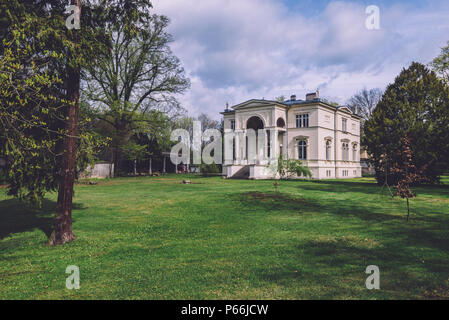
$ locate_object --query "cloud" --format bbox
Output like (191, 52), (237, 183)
(153, 0), (449, 118)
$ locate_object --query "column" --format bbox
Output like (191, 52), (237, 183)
(283, 132), (288, 158)
(243, 129), (248, 164)
(270, 128), (279, 162)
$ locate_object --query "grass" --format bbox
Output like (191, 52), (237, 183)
(0, 175), (448, 300)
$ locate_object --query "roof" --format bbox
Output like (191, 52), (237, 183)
(221, 98), (362, 119)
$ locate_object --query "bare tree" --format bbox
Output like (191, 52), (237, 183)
(347, 88), (383, 120)
(197, 113), (221, 131)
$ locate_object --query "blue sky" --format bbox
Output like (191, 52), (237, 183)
(153, 0), (449, 118)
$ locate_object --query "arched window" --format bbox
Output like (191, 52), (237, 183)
(353, 144), (357, 161)
(326, 140), (331, 160)
(276, 118), (286, 128)
(298, 141), (307, 160)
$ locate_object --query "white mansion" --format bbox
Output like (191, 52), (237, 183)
(221, 90), (362, 179)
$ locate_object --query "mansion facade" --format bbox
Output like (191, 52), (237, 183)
(221, 91), (362, 179)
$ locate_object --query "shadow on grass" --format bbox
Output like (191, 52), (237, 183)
(257, 236), (449, 299)
(233, 189), (449, 298)
(232, 191), (322, 213)
(297, 179), (449, 198)
(0, 198), (84, 241)
(296, 180), (381, 195)
(233, 191), (402, 222)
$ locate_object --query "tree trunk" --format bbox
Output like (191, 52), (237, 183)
(49, 0), (81, 246)
(109, 149), (114, 178)
(113, 145), (121, 177)
(406, 197), (410, 222)
(149, 157), (152, 175)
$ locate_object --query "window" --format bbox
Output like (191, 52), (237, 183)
(342, 143), (349, 161)
(303, 114), (309, 128)
(326, 140), (331, 160)
(342, 118), (347, 132)
(353, 144), (357, 161)
(230, 120), (235, 130)
(298, 140), (307, 160)
(296, 114), (309, 128)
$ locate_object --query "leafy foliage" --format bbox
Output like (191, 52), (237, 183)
(200, 163), (221, 176)
(391, 136), (431, 221)
(364, 62), (449, 185)
(0, 19), (65, 205)
(0, 1), (110, 207)
(276, 154), (312, 179)
(430, 41), (449, 84)
(82, 0), (190, 176)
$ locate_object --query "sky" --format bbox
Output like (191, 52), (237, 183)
(152, 0), (449, 118)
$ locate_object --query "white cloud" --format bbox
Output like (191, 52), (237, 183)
(153, 0), (449, 118)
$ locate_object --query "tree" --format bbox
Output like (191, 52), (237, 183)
(275, 96), (286, 102)
(364, 62), (449, 185)
(83, 0), (190, 176)
(391, 136), (430, 222)
(347, 88), (383, 120)
(321, 98), (339, 107)
(52, 0), (83, 245)
(197, 113), (221, 131)
(275, 154), (312, 180)
(430, 41), (449, 84)
(0, 20), (65, 205)
(0, 0), (108, 245)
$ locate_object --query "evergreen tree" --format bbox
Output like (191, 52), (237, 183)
(0, 0), (108, 245)
(364, 62), (449, 185)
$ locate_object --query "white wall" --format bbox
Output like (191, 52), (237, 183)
(81, 163), (114, 179)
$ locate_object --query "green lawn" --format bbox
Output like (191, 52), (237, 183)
(1, 175), (448, 300)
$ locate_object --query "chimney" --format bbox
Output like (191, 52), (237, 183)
(306, 89), (320, 101)
(225, 102), (230, 112)
(291, 94), (296, 101)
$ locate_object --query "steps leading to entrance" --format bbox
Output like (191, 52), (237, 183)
(231, 165), (250, 179)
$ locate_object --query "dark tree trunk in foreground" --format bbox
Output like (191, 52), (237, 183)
(49, 0), (81, 246)
(406, 198), (410, 222)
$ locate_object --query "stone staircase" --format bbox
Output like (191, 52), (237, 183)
(231, 165), (250, 179)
